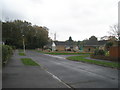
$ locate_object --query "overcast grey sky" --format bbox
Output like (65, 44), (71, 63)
(1, 0), (119, 41)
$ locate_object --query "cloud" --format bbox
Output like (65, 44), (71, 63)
(1, 0), (119, 41)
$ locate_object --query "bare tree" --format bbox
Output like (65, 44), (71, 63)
(108, 24), (120, 40)
(100, 36), (109, 40)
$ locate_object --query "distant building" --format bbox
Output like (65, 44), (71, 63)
(83, 40), (108, 52)
(52, 42), (56, 51)
(44, 37), (108, 52)
(44, 37), (79, 51)
(54, 41), (66, 51)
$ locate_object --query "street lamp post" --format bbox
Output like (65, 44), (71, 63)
(22, 35), (25, 53)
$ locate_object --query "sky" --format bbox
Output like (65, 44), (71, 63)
(1, 0), (119, 41)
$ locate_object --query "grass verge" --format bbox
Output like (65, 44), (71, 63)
(67, 55), (120, 69)
(19, 52), (26, 56)
(21, 58), (39, 66)
(36, 50), (91, 55)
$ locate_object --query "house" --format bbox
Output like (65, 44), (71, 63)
(82, 40), (107, 52)
(54, 41), (78, 51)
(43, 41), (66, 51)
(44, 38), (107, 52)
(44, 40), (79, 51)
(52, 42), (56, 51)
(54, 41), (66, 51)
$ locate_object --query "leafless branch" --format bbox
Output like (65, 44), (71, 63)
(108, 24), (120, 40)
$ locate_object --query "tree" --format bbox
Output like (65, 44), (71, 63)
(2, 20), (49, 49)
(68, 36), (73, 42)
(89, 36), (98, 41)
(105, 41), (113, 51)
(108, 24), (120, 41)
(86, 36), (98, 45)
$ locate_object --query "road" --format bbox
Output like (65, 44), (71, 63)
(27, 50), (119, 88)
(3, 50), (119, 88)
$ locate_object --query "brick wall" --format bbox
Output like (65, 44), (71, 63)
(83, 46), (96, 52)
(56, 45), (65, 51)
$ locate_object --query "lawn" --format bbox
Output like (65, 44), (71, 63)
(21, 58), (39, 66)
(19, 52), (26, 56)
(36, 50), (91, 55)
(67, 55), (120, 69)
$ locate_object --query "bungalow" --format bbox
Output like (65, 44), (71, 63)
(53, 41), (78, 51)
(44, 40), (79, 51)
(54, 41), (65, 51)
(82, 40), (107, 52)
(44, 36), (108, 52)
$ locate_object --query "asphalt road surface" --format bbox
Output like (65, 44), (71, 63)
(3, 50), (119, 88)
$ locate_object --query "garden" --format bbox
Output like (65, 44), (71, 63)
(66, 48), (120, 69)
(36, 45), (120, 69)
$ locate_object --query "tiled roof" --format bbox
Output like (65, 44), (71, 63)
(54, 41), (66, 45)
(84, 40), (107, 46)
(98, 40), (108, 45)
(54, 41), (75, 46)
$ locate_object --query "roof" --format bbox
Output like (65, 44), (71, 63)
(45, 40), (108, 47)
(98, 40), (108, 45)
(54, 41), (66, 45)
(54, 41), (76, 46)
(52, 42), (56, 46)
(84, 40), (107, 46)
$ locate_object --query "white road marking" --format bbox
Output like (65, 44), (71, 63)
(45, 70), (72, 88)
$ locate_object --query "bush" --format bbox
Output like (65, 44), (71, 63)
(105, 51), (109, 56)
(11, 45), (16, 50)
(105, 42), (113, 51)
(2, 45), (13, 65)
(94, 49), (106, 56)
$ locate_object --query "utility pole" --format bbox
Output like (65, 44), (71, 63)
(20, 24), (26, 53)
(54, 32), (56, 41)
(22, 35), (25, 53)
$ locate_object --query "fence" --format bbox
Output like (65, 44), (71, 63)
(109, 46), (120, 58)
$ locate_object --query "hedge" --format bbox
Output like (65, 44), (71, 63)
(2, 45), (13, 65)
(90, 54), (119, 62)
(93, 49), (106, 56)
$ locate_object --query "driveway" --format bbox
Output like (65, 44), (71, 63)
(3, 50), (119, 88)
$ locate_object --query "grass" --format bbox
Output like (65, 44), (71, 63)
(67, 55), (120, 69)
(21, 58), (39, 66)
(45, 52), (91, 55)
(18, 49), (24, 52)
(36, 50), (91, 55)
(19, 52), (26, 56)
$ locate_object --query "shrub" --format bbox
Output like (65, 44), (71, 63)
(105, 42), (113, 51)
(11, 46), (16, 50)
(94, 49), (106, 56)
(105, 51), (109, 56)
(2, 45), (13, 65)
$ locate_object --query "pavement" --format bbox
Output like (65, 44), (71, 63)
(0, 70), (2, 89)
(2, 50), (120, 89)
(2, 50), (68, 88)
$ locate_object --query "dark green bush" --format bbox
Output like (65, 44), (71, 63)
(11, 45), (16, 50)
(105, 42), (113, 51)
(2, 45), (13, 65)
(94, 49), (106, 56)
